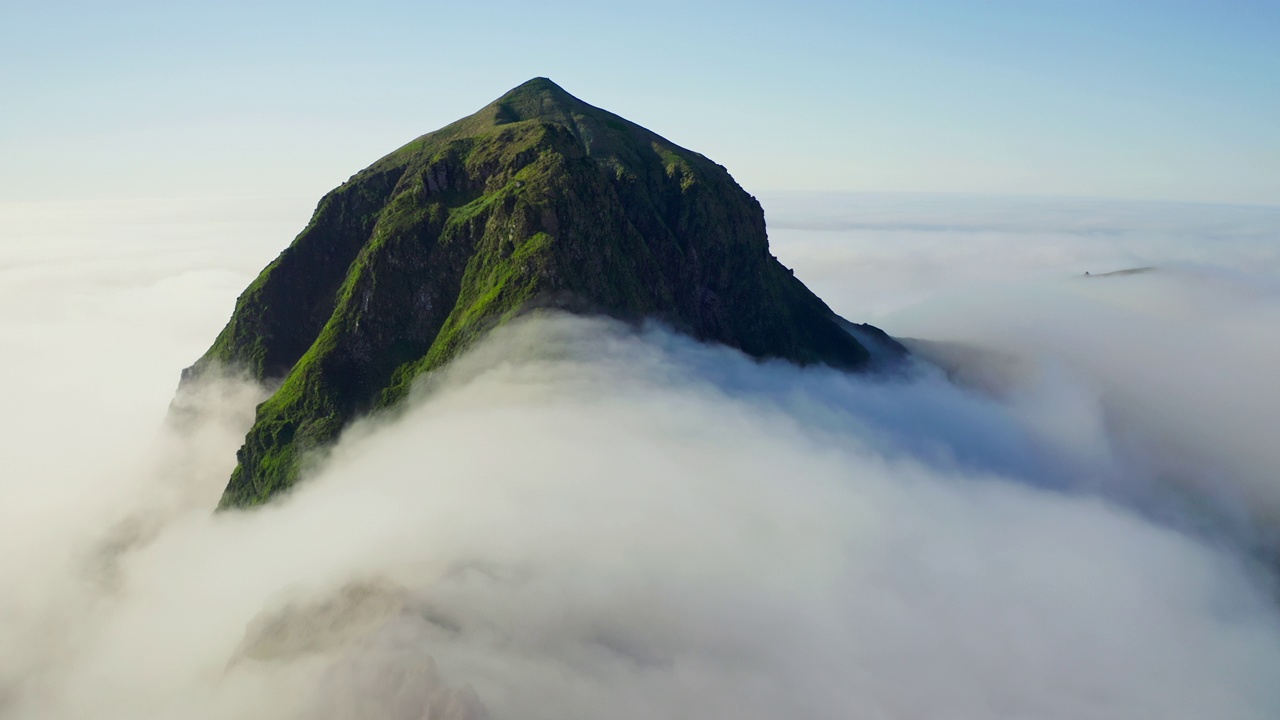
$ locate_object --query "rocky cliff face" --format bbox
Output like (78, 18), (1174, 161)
(187, 78), (903, 508)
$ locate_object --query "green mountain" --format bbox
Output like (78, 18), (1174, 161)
(187, 78), (904, 508)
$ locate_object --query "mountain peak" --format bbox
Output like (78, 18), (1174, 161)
(488, 76), (588, 126)
(499, 76), (570, 100)
(187, 81), (904, 507)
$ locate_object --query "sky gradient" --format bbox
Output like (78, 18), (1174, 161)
(4, 0), (1278, 205)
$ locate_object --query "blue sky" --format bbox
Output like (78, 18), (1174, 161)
(4, 0), (1278, 205)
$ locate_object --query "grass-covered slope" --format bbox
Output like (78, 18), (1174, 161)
(187, 78), (896, 508)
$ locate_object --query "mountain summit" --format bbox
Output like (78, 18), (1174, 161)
(188, 78), (903, 507)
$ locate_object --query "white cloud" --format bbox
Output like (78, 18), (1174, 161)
(1, 194), (1279, 719)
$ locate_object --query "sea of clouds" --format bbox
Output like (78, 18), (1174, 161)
(1, 193), (1278, 719)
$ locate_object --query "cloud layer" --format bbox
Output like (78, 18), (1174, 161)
(2, 194), (1279, 719)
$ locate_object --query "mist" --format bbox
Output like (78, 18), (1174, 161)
(2, 194), (1279, 718)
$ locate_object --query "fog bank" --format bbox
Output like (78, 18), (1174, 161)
(2, 194), (1279, 718)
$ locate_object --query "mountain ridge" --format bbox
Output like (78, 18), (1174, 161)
(186, 77), (904, 508)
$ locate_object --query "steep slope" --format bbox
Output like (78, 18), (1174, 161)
(187, 78), (903, 508)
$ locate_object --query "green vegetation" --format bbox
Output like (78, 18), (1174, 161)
(190, 77), (888, 509)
